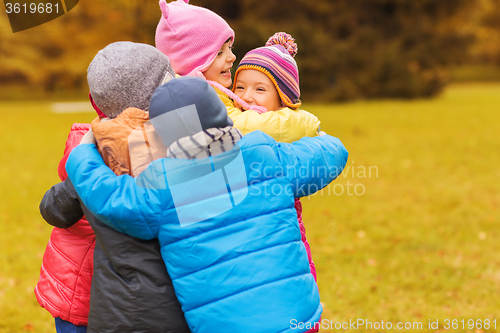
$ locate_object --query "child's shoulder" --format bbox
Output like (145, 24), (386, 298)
(58, 123), (92, 181)
(211, 86), (234, 107)
(63, 123), (92, 153)
(268, 107), (321, 143)
(238, 131), (284, 155)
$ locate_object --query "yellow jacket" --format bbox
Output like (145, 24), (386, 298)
(214, 88), (320, 144)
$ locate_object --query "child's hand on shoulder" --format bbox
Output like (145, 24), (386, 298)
(79, 128), (96, 145)
(233, 99), (244, 111)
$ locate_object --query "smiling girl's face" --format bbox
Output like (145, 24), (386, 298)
(203, 40), (236, 88)
(233, 69), (281, 111)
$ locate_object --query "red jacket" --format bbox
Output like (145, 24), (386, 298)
(35, 123), (95, 326)
(295, 198), (320, 333)
(295, 198), (317, 281)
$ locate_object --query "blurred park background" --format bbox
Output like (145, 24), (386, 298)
(1, 0), (500, 100)
(1, 0), (500, 332)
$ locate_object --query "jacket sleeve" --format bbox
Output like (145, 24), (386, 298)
(273, 135), (349, 198)
(39, 178), (84, 228)
(218, 91), (320, 143)
(65, 144), (164, 240)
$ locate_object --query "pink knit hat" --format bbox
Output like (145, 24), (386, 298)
(155, 0), (235, 78)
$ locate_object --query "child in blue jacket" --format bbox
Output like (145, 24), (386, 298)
(66, 77), (348, 333)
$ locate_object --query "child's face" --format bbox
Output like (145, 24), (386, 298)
(234, 70), (281, 111)
(203, 41), (236, 88)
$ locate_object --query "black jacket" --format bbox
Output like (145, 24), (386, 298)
(40, 178), (190, 333)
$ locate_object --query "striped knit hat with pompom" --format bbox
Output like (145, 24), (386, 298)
(233, 32), (301, 109)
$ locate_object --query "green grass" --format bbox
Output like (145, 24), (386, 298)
(0, 103), (95, 333)
(302, 82), (500, 332)
(0, 83), (499, 332)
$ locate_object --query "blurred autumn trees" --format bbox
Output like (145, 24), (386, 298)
(213, 0), (476, 100)
(0, 0), (160, 98)
(0, 0), (499, 100)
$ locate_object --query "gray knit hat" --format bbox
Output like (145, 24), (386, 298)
(88, 41), (175, 119)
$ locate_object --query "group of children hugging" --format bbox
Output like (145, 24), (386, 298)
(35, 0), (349, 332)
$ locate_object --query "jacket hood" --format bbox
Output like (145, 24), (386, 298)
(149, 76), (233, 148)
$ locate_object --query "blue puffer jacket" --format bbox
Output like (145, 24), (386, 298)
(66, 131), (348, 333)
